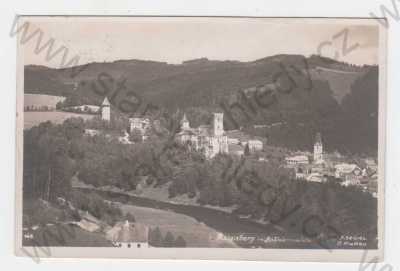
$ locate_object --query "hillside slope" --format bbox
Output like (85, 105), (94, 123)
(24, 55), (378, 155)
(24, 55), (369, 107)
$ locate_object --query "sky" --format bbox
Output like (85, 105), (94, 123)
(20, 17), (380, 68)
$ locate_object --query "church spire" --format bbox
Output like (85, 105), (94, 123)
(313, 132), (323, 164)
(181, 113), (190, 130)
(102, 96), (110, 106)
(182, 113), (188, 123)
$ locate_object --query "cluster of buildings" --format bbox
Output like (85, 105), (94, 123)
(177, 112), (263, 159)
(100, 97), (378, 195)
(125, 111), (264, 159)
(129, 117), (151, 141)
(284, 133), (378, 196)
(106, 220), (149, 249)
(100, 97), (153, 142)
(101, 96), (264, 159)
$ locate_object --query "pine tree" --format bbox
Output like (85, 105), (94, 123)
(163, 231), (175, 247)
(244, 144), (250, 156)
(175, 236), (187, 247)
(148, 227), (163, 247)
(124, 212), (136, 222)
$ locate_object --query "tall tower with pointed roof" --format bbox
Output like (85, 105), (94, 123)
(101, 97), (110, 122)
(181, 113), (190, 130)
(313, 132), (323, 164)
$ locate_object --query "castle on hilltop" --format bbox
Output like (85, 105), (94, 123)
(98, 98), (262, 157)
(177, 113), (229, 159)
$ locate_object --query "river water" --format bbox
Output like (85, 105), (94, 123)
(76, 188), (327, 249)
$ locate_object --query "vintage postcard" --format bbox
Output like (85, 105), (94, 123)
(15, 16), (386, 262)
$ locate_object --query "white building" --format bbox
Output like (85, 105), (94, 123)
(129, 117), (151, 141)
(334, 163), (361, 178)
(66, 105), (100, 114)
(106, 220), (149, 248)
(285, 155), (309, 165)
(342, 177), (361, 187)
(101, 97), (111, 121)
(307, 173), (324, 183)
(84, 129), (101, 137)
(248, 139), (263, 152)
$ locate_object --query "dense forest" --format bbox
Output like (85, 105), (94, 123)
(240, 66), (379, 155)
(25, 55), (367, 108)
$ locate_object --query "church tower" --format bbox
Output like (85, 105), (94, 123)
(181, 113), (190, 130)
(213, 113), (224, 136)
(313, 132), (323, 164)
(101, 97), (111, 122)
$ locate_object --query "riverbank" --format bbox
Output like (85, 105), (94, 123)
(74, 186), (330, 249)
(72, 179), (238, 214)
(72, 180), (376, 249)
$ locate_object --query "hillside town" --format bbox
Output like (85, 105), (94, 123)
(17, 16), (384, 256)
(283, 133), (378, 197)
(21, 87), (379, 250)
(94, 96), (378, 197)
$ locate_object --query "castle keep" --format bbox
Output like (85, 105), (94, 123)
(177, 113), (229, 159)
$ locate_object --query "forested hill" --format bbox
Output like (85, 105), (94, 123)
(24, 55), (378, 155)
(25, 54), (369, 107)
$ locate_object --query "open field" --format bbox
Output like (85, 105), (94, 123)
(24, 93), (66, 108)
(118, 203), (237, 248)
(24, 111), (95, 130)
(310, 67), (363, 102)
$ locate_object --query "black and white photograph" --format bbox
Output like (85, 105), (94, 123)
(14, 16), (386, 261)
